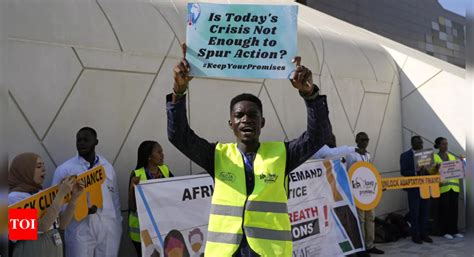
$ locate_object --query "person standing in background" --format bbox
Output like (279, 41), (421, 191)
(432, 137), (463, 240)
(52, 127), (122, 257)
(8, 152), (84, 257)
(346, 132), (384, 257)
(400, 135), (433, 244)
(129, 140), (174, 256)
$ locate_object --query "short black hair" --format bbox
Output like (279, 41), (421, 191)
(77, 127), (97, 138)
(434, 137), (446, 149)
(356, 132), (368, 139)
(411, 135), (422, 144)
(230, 93), (262, 114)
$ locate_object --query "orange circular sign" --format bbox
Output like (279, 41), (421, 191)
(348, 162), (382, 211)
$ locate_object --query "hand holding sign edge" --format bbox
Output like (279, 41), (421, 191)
(290, 56), (314, 96)
(173, 43), (194, 97)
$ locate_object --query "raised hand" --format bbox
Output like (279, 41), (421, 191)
(71, 179), (85, 202)
(131, 176), (141, 187)
(290, 56), (314, 96)
(173, 43), (193, 95)
(58, 176), (75, 196)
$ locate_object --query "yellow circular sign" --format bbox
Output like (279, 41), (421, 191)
(348, 162), (382, 211)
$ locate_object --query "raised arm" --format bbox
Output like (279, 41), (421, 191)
(167, 43), (215, 175)
(285, 57), (333, 172)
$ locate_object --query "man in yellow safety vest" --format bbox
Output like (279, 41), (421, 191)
(167, 44), (333, 257)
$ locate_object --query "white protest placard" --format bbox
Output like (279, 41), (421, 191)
(439, 159), (465, 180)
(186, 3), (298, 79)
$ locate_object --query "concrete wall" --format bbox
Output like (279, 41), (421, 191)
(6, 0), (467, 255)
(304, 0), (466, 67)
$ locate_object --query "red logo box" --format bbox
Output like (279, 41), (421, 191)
(9, 209), (38, 240)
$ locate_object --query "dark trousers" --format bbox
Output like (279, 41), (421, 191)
(407, 189), (429, 237)
(440, 190), (459, 235)
(132, 241), (142, 257)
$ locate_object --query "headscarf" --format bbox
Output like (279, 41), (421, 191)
(8, 153), (43, 193)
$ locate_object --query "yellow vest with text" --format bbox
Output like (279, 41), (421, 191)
(128, 164), (170, 242)
(205, 142), (292, 257)
(433, 153), (459, 193)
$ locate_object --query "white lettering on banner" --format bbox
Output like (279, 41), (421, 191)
(137, 160), (364, 257)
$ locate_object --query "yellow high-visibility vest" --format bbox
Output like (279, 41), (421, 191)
(434, 153), (460, 193)
(205, 142), (292, 257)
(129, 164), (170, 242)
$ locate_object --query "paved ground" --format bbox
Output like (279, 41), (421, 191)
(374, 233), (474, 257)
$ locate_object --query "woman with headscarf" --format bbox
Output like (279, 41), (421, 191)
(8, 152), (84, 257)
(432, 137), (464, 240)
(128, 141), (174, 256)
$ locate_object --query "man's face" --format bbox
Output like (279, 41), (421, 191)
(356, 133), (369, 150)
(229, 100), (264, 145)
(76, 130), (97, 156)
(412, 137), (423, 151)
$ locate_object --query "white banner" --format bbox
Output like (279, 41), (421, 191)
(439, 159), (465, 180)
(136, 159), (363, 257)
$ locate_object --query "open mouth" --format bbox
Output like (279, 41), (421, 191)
(240, 126), (255, 135)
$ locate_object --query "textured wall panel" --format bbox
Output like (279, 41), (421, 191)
(43, 70), (154, 165)
(7, 40), (82, 138)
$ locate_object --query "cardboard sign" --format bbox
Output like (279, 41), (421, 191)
(186, 3), (298, 79)
(414, 149), (434, 172)
(439, 159), (465, 180)
(8, 166), (105, 221)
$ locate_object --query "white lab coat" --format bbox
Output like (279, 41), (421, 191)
(52, 154), (122, 257)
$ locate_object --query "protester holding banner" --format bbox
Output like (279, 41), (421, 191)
(400, 136), (433, 244)
(128, 140), (174, 255)
(52, 127), (122, 257)
(167, 43), (332, 256)
(346, 132), (384, 256)
(8, 152), (84, 257)
(432, 137), (463, 240)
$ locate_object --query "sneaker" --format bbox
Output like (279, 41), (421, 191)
(412, 236), (423, 244)
(443, 234), (454, 240)
(422, 235), (433, 243)
(367, 247), (385, 254)
(454, 233), (464, 238)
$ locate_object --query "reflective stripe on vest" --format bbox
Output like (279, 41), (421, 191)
(434, 153), (460, 193)
(205, 142), (292, 257)
(128, 165), (170, 242)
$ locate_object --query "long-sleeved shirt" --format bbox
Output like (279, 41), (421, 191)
(346, 151), (371, 171)
(167, 91), (332, 256)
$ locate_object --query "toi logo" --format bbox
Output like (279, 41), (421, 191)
(8, 209), (38, 240)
